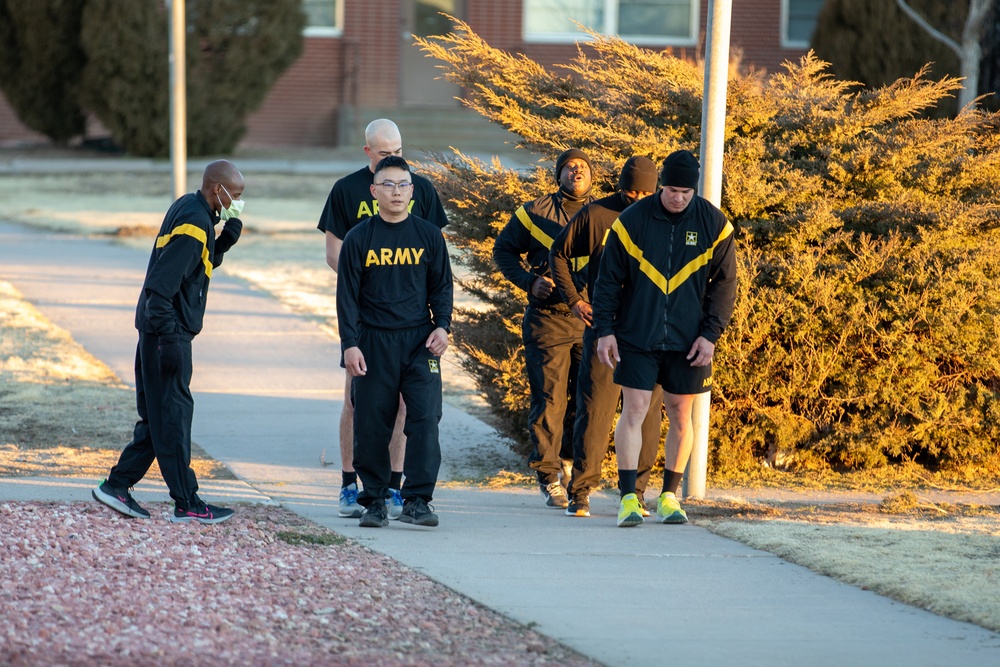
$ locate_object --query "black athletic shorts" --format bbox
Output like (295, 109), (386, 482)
(614, 347), (712, 395)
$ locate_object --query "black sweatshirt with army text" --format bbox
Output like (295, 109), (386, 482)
(336, 213), (453, 353)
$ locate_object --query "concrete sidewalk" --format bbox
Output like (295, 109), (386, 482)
(2, 220), (1000, 666)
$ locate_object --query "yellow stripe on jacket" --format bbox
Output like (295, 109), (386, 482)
(156, 223), (213, 279)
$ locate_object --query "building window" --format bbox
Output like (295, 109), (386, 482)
(782, 0), (824, 47)
(303, 0), (343, 37)
(523, 0), (698, 46)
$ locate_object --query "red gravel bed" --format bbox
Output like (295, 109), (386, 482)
(0, 502), (600, 667)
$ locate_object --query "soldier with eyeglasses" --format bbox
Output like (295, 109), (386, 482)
(317, 119), (448, 521)
(337, 156), (453, 528)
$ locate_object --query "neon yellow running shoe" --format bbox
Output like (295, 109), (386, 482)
(655, 491), (688, 524)
(617, 493), (644, 527)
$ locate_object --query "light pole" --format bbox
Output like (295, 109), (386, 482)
(685, 0), (732, 499)
(168, 0), (187, 201)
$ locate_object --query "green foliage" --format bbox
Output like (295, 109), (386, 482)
(79, 0), (305, 157)
(418, 19), (1000, 475)
(0, 0), (88, 143)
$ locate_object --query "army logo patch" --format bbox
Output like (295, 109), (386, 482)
(686, 231), (698, 246)
(428, 359), (440, 374)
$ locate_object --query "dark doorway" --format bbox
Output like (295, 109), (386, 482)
(400, 0), (464, 107)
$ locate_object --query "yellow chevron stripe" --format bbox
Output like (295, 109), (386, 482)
(611, 218), (667, 293)
(156, 223), (213, 278)
(611, 219), (734, 295)
(666, 220), (733, 294)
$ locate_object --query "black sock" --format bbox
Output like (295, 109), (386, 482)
(619, 469), (638, 497)
(663, 469), (684, 495)
(342, 471), (357, 488)
(389, 471), (403, 490)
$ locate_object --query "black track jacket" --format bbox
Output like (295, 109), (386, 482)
(336, 213), (453, 353)
(549, 192), (632, 310)
(591, 194), (737, 351)
(136, 190), (222, 338)
(493, 191), (594, 311)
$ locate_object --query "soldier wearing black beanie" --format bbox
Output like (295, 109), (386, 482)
(494, 148), (596, 508)
(549, 155), (662, 517)
(592, 147), (738, 528)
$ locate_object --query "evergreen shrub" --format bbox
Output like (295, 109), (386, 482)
(0, 0), (88, 143)
(418, 20), (1000, 475)
(80, 0), (305, 157)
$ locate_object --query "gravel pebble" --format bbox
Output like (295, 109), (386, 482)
(1, 502), (600, 667)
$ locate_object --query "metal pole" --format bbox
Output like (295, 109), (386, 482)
(168, 0), (187, 201)
(685, 0), (732, 500)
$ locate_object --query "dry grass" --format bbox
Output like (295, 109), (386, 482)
(689, 495), (1000, 632)
(0, 280), (232, 481)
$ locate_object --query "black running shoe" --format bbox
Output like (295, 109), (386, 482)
(399, 498), (439, 527)
(93, 480), (150, 519)
(565, 494), (590, 517)
(171, 501), (234, 525)
(359, 502), (389, 528)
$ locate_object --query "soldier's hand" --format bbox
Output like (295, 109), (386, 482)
(216, 217), (243, 254)
(157, 334), (182, 377)
(687, 336), (715, 367)
(344, 347), (367, 377)
(425, 327), (449, 356)
(571, 301), (593, 326)
(596, 335), (619, 369)
(530, 276), (555, 299)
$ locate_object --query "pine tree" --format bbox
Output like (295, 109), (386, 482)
(79, 0), (305, 157)
(417, 19), (1000, 474)
(0, 0), (88, 143)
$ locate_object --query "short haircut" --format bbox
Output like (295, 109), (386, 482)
(373, 155), (411, 179)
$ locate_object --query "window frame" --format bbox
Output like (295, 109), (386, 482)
(302, 0), (344, 38)
(522, 0), (699, 47)
(781, 0), (823, 49)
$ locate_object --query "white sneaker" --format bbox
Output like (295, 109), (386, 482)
(338, 482), (364, 518)
(386, 488), (404, 520)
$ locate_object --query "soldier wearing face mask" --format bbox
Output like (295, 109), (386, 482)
(93, 160), (245, 525)
(493, 148), (596, 509)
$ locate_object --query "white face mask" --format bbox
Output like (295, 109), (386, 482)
(219, 185), (245, 221)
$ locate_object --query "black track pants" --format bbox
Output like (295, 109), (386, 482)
(568, 327), (663, 498)
(352, 325), (442, 506)
(523, 306), (584, 485)
(108, 331), (199, 506)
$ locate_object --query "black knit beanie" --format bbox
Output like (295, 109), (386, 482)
(554, 148), (592, 183)
(660, 150), (700, 190)
(618, 156), (658, 192)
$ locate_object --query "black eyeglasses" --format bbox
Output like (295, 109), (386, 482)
(375, 181), (413, 191)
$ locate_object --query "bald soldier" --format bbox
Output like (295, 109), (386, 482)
(94, 160), (245, 525)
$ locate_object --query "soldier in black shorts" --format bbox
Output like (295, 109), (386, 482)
(549, 156), (662, 518)
(593, 150), (738, 527)
(318, 118), (448, 520)
(336, 156), (453, 528)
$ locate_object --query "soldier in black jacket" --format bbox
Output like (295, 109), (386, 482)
(494, 148), (595, 509)
(337, 156), (453, 529)
(93, 160), (245, 525)
(549, 156), (662, 518)
(593, 150), (737, 527)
